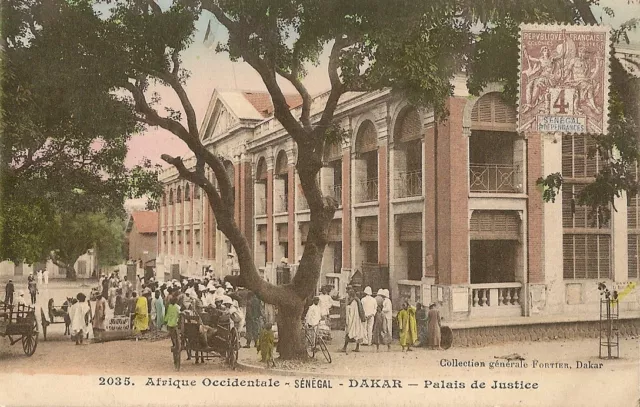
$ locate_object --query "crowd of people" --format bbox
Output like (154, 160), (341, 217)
(304, 285), (443, 354)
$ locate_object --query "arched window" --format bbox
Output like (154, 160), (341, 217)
(394, 107), (421, 143)
(176, 185), (182, 203)
(256, 157), (267, 182)
(184, 184), (191, 201)
(194, 185), (200, 199)
(470, 92), (517, 131)
(162, 191), (167, 206)
(169, 188), (174, 205)
(355, 120), (377, 155)
(275, 151), (288, 176)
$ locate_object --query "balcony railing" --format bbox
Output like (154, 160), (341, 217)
(358, 178), (378, 203)
(395, 170), (422, 198)
(471, 283), (522, 308)
(469, 163), (520, 193)
(276, 193), (288, 213)
(333, 185), (342, 204)
(256, 197), (266, 215)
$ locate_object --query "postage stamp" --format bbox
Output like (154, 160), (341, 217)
(518, 24), (611, 134)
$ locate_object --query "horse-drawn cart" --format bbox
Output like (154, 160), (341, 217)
(0, 302), (39, 356)
(171, 309), (240, 371)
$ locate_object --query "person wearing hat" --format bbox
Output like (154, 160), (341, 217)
(381, 289), (393, 339)
(16, 291), (26, 305)
(222, 296), (242, 325)
(4, 279), (14, 306)
(361, 286), (377, 346)
(304, 296), (322, 347)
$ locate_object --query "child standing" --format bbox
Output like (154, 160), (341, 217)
(371, 304), (391, 352)
(256, 323), (276, 368)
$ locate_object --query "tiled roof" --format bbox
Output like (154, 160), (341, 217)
(130, 211), (158, 234)
(242, 91), (304, 118)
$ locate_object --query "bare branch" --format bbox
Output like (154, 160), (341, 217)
(317, 38), (348, 132)
(147, 0), (162, 16)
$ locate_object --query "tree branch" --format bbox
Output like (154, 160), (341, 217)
(317, 38), (347, 133)
(276, 67), (313, 130)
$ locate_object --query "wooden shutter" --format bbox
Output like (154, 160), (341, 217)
(470, 93), (516, 131)
(256, 159), (267, 181)
(300, 222), (309, 243)
(278, 224), (288, 243)
(328, 219), (342, 242)
(257, 225), (267, 242)
(355, 121), (377, 153)
(395, 108), (421, 143)
(470, 211), (519, 240)
(359, 217), (378, 242)
(629, 235), (639, 279)
(398, 213), (422, 242)
(276, 152), (288, 176)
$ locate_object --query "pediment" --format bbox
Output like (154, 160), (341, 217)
(200, 98), (239, 141)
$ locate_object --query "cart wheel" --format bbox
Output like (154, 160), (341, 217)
(23, 318), (39, 356)
(304, 330), (315, 358)
(441, 326), (453, 350)
(317, 336), (331, 364)
(227, 328), (239, 370)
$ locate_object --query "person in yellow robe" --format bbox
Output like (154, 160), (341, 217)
(397, 301), (417, 352)
(133, 292), (149, 333)
(256, 323), (276, 368)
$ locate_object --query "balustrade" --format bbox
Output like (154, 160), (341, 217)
(471, 283), (522, 308)
(469, 163), (520, 193)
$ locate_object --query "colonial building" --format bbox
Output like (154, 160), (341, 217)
(125, 211), (158, 268)
(157, 45), (640, 323)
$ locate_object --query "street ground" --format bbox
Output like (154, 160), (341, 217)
(1, 279), (639, 406)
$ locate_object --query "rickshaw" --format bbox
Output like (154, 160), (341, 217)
(171, 308), (240, 371)
(0, 301), (39, 356)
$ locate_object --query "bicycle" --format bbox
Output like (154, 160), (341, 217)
(304, 324), (331, 363)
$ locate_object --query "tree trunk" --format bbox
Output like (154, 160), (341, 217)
(66, 266), (77, 280)
(275, 298), (307, 359)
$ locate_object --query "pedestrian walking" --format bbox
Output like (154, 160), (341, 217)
(93, 293), (107, 342)
(114, 289), (126, 316)
(371, 304), (391, 351)
(133, 291), (149, 333)
(256, 323), (276, 368)
(340, 287), (365, 354)
(244, 291), (262, 348)
(361, 286), (377, 345)
(37, 269), (43, 285)
(28, 274), (38, 305)
(153, 290), (165, 330)
(376, 289), (393, 339)
(4, 279), (14, 306)
(427, 303), (443, 350)
(397, 301), (417, 352)
(415, 303), (428, 347)
(43, 268), (49, 285)
(69, 293), (90, 345)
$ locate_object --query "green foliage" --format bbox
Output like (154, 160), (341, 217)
(1, 0), (161, 264)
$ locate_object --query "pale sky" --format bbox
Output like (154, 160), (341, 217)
(124, 1), (640, 169)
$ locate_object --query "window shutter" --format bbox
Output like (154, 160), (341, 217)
(359, 217), (378, 242)
(470, 211), (519, 240)
(278, 224), (288, 243)
(398, 214), (422, 241)
(355, 121), (378, 153)
(300, 222), (309, 243)
(470, 93), (516, 131)
(396, 108), (421, 143)
(328, 220), (342, 242)
(257, 225), (267, 242)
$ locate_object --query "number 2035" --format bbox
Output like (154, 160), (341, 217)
(99, 377), (133, 386)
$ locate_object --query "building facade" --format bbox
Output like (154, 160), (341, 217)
(158, 47), (640, 322)
(125, 211), (158, 267)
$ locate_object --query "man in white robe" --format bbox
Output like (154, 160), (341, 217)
(341, 287), (365, 354)
(361, 286), (377, 345)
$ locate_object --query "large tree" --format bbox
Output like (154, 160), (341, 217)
(8, 0), (638, 357)
(1, 0), (162, 275)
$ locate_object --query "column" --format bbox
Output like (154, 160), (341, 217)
(342, 150), (352, 269)
(288, 164), (296, 262)
(378, 144), (389, 265)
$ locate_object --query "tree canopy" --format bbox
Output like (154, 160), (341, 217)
(3, 0), (638, 356)
(1, 0), (162, 267)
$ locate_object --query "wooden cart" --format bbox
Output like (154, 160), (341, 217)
(171, 310), (239, 371)
(0, 302), (39, 356)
